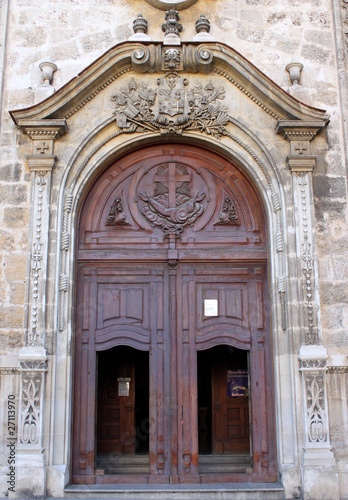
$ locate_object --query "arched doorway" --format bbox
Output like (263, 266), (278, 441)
(72, 144), (276, 484)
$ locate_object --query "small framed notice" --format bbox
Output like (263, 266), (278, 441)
(117, 378), (131, 397)
(204, 299), (218, 317)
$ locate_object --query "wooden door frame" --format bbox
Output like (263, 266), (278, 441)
(72, 144), (277, 485)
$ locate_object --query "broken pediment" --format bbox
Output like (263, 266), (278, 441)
(10, 41), (329, 137)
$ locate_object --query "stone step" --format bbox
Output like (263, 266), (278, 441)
(199, 454), (252, 473)
(95, 454), (252, 475)
(62, 483), (285, 500)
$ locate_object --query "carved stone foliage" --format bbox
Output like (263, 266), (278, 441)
(305, 374), (327, 444)
(29, 172), (47, 347)
(162, 9), (182, 37)
(300, 359), (326, 369)
(164, 48), (181, 70)
(297, 172), (318, 345)
(111, 73), (229, 138)
(138, 163), (206, 237)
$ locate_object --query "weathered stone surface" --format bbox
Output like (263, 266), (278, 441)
(0, 163), (22, 182)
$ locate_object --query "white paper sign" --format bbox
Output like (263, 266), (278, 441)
(204, 299), (218, 317)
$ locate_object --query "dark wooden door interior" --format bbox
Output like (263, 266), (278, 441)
(72, 144), (276, 484)
(198, 346), (250, 456)
(97, 347), (149, 456)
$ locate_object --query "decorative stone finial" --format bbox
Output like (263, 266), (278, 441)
(129, 13), (151, 41)
(286, 62), (303, 86)
(196, 14), (210, 34)
(193, 14), (214, 41)
(162, 9), (182, 45)
(39, 58), (57, 85)
(133, 14), (148, 34)
(35, 58), (57, 102)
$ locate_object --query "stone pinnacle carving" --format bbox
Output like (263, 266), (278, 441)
(196, 14), (210, 34)
(129, 13), (151, 41)
(162, 9), (182, 45)
(133, 14), (148, 35)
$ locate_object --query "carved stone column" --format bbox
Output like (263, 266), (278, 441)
(277, 121), (339, 500)
(14, 121), (66, 498)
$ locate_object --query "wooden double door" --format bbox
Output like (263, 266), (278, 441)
(72, 145), (276, 484)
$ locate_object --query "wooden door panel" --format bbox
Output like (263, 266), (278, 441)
(97, 347), (135, 455)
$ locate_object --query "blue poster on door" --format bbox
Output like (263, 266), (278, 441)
(227, 370), (248, 397)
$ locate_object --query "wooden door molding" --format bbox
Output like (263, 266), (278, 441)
(73, 144), (276, 485)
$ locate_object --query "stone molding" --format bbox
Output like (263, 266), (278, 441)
(9, 43), (330, 125)
(327, 366), (348, 374)
(0, 367), (20, 375)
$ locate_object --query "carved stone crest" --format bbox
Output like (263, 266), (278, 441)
(111, 74), (229, 138)
(156, 72), (189, 125)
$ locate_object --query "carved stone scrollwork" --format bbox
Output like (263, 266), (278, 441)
(299, 359), (327, 369)
(131, 46), (151, 72)
(305, 374), (326, 443)
(106, 196), (131, 226)
(327, 366), (348, 374)
(18, 357), (47, 447)
(299, 346), (331, 450)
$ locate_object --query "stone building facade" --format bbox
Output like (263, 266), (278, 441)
(0, 1), (347, 499)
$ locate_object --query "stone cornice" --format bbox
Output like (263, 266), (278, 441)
(287, 156), (317, 173)
(13, 119), (68, 138)
(327, 366), (348, 374)
(275, 120), (327, 140)
(9, 42), (330, 125)
(27, 155), (56, 172)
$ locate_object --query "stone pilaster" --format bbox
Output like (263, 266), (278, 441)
(13, 121), (66, 498)
(277, 120), (339, 500)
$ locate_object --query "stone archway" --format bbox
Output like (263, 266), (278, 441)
(72, 144), (277, 484)
(9, 38), (336, 498)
